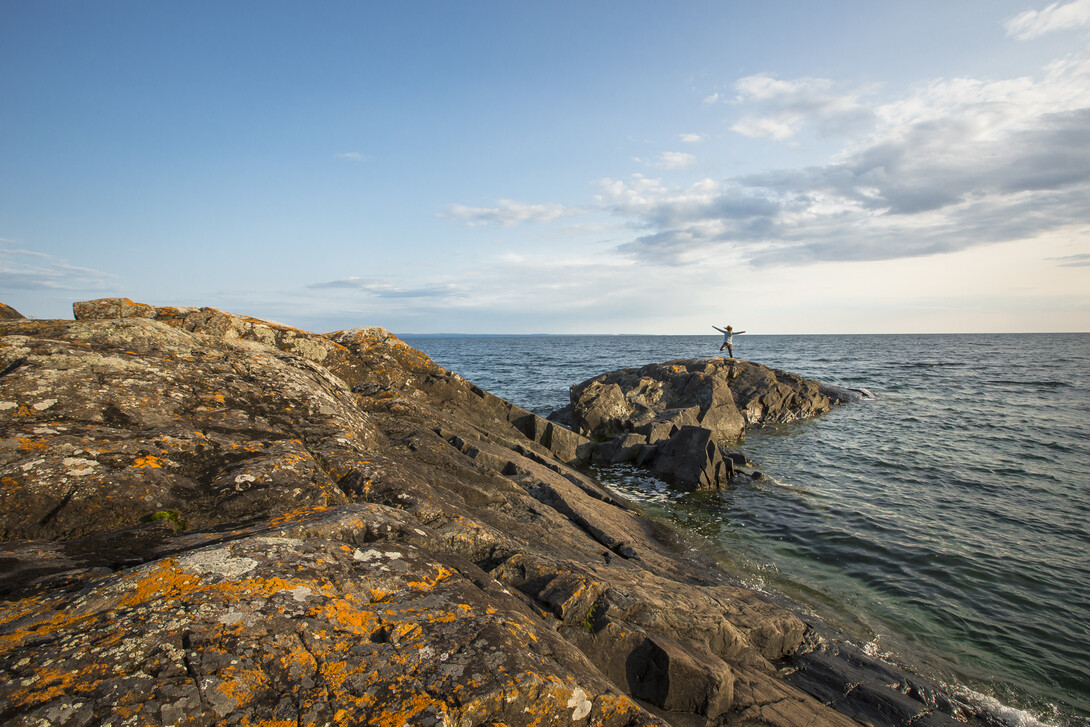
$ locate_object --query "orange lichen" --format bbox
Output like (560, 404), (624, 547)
(314, 596), (380, 636)
(238, 719), (298, 727)
(15, 437), (47, 451)
(264, 505), (333, 527)
(8, 663), (112, 706)
(132, 455), (163, 468)
(368, 693), (446, 727)
(217, 663), (270, 707)
(406, 565), (453, 592)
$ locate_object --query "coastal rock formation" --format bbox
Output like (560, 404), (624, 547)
(0, 298), (964, 727)
(551, 359), (854, 491)
(0, 303), (23, 320)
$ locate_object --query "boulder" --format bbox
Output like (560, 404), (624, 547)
(592, 432), (650, 465)
(569, 361), (746, 443)
(727, 361), (849, 426)
(558, 358), (855, 492)
(651, 425), (732, 491)
(73, 296), (162, 320)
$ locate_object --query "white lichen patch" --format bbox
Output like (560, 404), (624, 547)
(353, 548), (384, 562)
(218, 610), (255, 626)
(567, 687), (592, 720)
(287, 337), (330, 362)
(289, 586), (313, 602)
(179, 550), (258, 580)
(62, 457), (98, 476)
(0, 401), (16, 411)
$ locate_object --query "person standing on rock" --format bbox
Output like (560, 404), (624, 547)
(713, 325), (745, 358)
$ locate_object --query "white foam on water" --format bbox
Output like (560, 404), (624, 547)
(950, 685), (1060, 727)
(859, 634), (895, 661)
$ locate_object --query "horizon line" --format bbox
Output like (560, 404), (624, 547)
(395, 330), (1090, 337)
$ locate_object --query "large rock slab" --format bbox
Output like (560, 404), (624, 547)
(0, 300), (960, 726)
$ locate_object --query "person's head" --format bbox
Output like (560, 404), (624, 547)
(726, 325), (733, 331)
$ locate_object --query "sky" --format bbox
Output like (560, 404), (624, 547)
(2, 0), (1089, 334)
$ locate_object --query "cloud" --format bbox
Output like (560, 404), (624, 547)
(441, 199), (580, 227)
(307, 276), (462, 299)
(0, 244), (117, 291)
(599, 49), (1090, 266)
(334, 152), (367, 161)
(730, 74), (876, 140)
(1051, 252), (1090, 266)
(679, 133), (704, 143)
(439, 43), (1090, 279)
(1005, 0), (1090, 39)
(635, 152), (697, 169)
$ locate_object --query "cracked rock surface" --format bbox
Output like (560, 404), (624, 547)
(0, 298), (952, 726)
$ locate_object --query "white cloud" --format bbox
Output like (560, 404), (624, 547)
(0, 244), (117, 291)
(441, 199), (580, 227)
(441, 44), (1090, 284)
(308, 276), (462, 299)
(334, 152), (367, 161)
(636, 151), (697, 169)
(1005, 0), (1090, 39)
(604, 49), (1090, 267)
(679, 133), (704, 143)
(730, 73), (876, 140)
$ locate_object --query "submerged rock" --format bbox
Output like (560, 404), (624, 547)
(554, 358), (855, 490)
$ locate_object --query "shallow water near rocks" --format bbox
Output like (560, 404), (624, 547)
(404, 333), (1090, 727)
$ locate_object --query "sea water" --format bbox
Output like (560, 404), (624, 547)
(402, 333), (1090, 726)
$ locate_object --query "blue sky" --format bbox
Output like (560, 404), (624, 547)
(3, 1), (1089, 333)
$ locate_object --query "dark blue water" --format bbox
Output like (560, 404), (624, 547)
(403, 334), (1090, 727)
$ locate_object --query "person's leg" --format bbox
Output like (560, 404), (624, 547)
(727, 343), (733, 358)
(720, 342), (728, 351)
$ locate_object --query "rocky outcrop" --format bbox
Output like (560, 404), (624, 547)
(0, 303), (23, 320)
(0, 298), (961, 727)
(551, 359), (855, 491)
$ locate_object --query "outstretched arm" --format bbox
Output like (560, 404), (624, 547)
(737, 330), (746, 335)
(712, 326), (726, 333)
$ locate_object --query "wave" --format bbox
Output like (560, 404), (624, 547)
(986, 379), (1073, 389)
(902, 361), (970, 368)
(949, 685), (1062, 727)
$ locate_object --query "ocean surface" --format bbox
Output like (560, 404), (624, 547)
(402, 333), (1090, 727)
